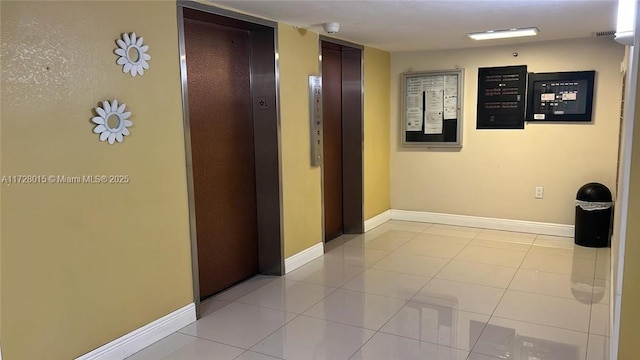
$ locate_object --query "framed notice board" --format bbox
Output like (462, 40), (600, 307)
(476, 65), (527, 129)
(401, 69), (463, 148)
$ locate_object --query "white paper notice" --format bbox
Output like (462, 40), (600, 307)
(443, 75), (458, 120)
(425, 90), (444, 112)
(406, 108), (423, 131)
(422, 75), (445, 134)
(424, 111), (443, 134)
(405, 77), (424, 131)
(422, 76), (444, 93)
(444, 74), (457, 91)
(443, 101), (457, 119)
(407, 78), (423, 97)
(406, 95), (423, 109)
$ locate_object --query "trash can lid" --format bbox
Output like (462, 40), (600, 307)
(576, 182), (612, 202)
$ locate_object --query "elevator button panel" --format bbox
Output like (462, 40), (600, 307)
(309, 75), (323, 167)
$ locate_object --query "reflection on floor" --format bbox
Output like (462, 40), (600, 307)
(128, 220), (611, 360)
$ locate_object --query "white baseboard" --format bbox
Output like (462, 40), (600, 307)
(76, 303), (196, 360)
(391, 209), (574, 237)
(364, 210), (392, 232)
(284, 242), (324, 274)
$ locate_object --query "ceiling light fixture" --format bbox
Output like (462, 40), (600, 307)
(468, 27), (539, 41)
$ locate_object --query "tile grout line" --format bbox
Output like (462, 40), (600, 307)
(344, 322), (385, 360)
(256, 223), (600, 359)
(326, 226), (595, 356)
(177, 335), (250, 357)
(238, 277), (342, 318)
(411, 231), (527, 299)
(469, 234), (603, 357)
(347, 221), (463, 359)
(242, 228), (406, 360)
(467, 234), (534, 357)
(174, 331), (258, 352)
(198, 275), (340, 357)
(343, 290), (476, 358)
(404, 236), (472, 299)
(372, 222), (530, 353)
(209, 276), (279, 303)
(375, 221), (478, 303)
(241, 310), (302, 356)
(387, 226), (598, 358)
(355, 221), (480, 358)
(500, 287), (598, 303)
(584, 247), (608, 359)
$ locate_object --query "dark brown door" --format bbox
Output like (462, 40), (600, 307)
(322, 41), (364, 241)
(340, 48), (364, 234)
(184, 18), (258, 300)
(322, 44), (344, 241)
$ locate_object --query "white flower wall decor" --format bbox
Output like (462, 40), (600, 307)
(114, 32), (150, 77)
(92, 99), (133, 144)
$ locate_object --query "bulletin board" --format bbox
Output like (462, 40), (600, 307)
(401, 69), (463, 148)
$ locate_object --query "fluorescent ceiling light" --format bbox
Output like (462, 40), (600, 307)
(468, 27), (539, 41)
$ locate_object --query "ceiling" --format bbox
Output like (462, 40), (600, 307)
(212, 0), (618, 52)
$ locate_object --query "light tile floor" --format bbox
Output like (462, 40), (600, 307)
(128, 221), (611, 360)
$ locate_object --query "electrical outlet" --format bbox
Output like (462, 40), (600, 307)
(535, 186), (544, 199)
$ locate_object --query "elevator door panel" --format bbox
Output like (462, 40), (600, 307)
(341, 48), (364, 234)
(184, 18), (258, 300)
(322, 46), (344, 241)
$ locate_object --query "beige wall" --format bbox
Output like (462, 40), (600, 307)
(390, 38), (624, 225)
(364, 47), (391, 220)
(278, 25), (324, 258)
(617, 60), (640, 359)
(0, 2), (193, 359)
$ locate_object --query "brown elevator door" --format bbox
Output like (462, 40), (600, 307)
(322, 45), (343, 241)
(184, 18), (258, 300)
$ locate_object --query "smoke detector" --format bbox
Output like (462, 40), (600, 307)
(322, 22), (340, 34)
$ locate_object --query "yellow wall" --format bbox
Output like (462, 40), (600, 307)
(278, 24), (323, 257)
(390, 38), (624, 225)
(0, 2), (392, 357)
(364, 47), (391, 219)
(279, 34), (394, 254)
(278, 31), (394, 255)
(617, 62), (640, 359)
(0, 2), (193, 359)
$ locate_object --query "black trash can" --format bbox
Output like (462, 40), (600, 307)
(575, 183), (613, 248)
